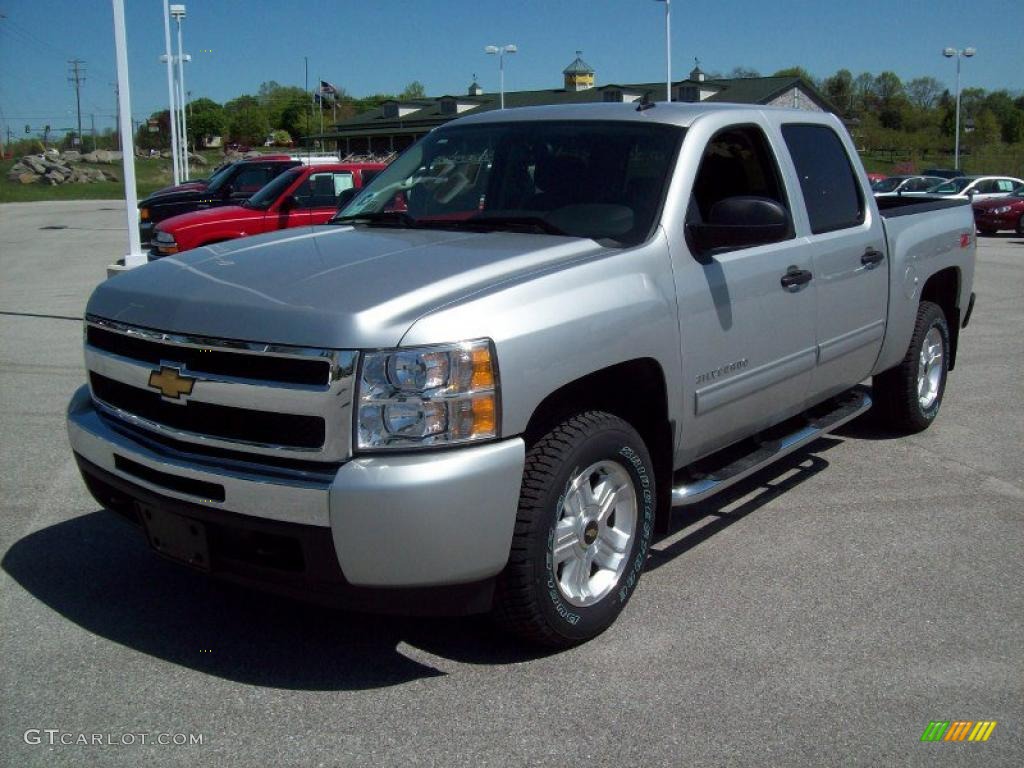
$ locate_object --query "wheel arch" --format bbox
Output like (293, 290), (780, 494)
(920, 266), (961, 370)
(522, 358), (675, 535)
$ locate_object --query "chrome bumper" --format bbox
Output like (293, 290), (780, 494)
(67, 386), (526, 587)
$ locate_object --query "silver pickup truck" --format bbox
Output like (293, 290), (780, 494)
(67, 103), (976, 647)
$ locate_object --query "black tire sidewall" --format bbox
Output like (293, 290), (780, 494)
(912, 305), (950, 425)
(529, 423), (656, 643)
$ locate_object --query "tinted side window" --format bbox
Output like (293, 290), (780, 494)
(782, 124), (864, 234)
(232, 167), (273, 195)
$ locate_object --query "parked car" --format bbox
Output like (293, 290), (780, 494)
(871, 175), (945, 196)
(70, 102), (976, 647)
(866, 172), (887, 184)
(138, 157), (302, 242)
(916, 175), (1024, 201)
(149, 162), (385, 258)
(973, 186), (1024, 234)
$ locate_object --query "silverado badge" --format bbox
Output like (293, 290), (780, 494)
(148, 365), (196, 400)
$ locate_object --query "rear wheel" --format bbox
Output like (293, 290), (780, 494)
(873, 301), (950, 433)
(1017, 214), (1024, 236)
(493, 411), (655, 648)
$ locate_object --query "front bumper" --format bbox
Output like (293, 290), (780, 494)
(973, 212), (1014, 231)
(67, 386), (525, 596)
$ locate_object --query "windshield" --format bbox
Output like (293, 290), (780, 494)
(872, 177), (906, 192)
(333, 120), (684, 245)
(204, 162), (235, 189)
(930, 178), (972, 194)
(242, 168), (303, 209)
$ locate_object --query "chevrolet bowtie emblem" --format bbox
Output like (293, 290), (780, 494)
(148, 365), (196, 400)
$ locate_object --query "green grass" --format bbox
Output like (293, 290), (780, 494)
(0, 151), (223, 203)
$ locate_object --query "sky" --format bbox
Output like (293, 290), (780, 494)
(0, 0), (1020, 138)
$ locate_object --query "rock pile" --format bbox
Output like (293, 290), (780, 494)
(6, 154), (118, 185)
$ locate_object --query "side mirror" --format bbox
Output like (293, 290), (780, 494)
(687, 196), (791, 258)
(335, 187), (357, 210)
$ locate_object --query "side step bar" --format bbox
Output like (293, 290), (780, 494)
(671, 388), (872, 507)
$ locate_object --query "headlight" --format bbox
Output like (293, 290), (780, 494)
(357, 339), (499, 450)
(140, 207), (150, 220)
(990, 206), (1012, 215)
(154, 229), (178, 254)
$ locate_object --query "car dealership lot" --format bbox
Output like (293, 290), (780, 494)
(1, 201), (1021, 767)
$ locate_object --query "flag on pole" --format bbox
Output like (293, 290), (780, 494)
(319, 80), (338, 96)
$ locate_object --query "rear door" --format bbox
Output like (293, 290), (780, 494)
(779, 123), (887, 401)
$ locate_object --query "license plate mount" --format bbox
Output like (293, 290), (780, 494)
(138, 505), (211, 572)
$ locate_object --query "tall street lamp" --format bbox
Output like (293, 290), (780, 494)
(653, 0), (671, 101)
(161, 0), (180, 185)
(485, 44), (517, 110)
(943, 46), (975, 171)
(171, 4), (190, 181)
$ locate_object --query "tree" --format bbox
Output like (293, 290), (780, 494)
(905, 77), (943, 110)
(773, 66), (818, 88)
(727, 66), (760, 79)
(823, 69), (854, 115)
(186, 98), (226, 148)
(853, 72), (877, 113)
(874, 71), (904, 105)
(400, 81), (426, 99)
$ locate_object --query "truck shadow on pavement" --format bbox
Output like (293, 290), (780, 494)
(4, 437), (847, 690)
(2, 512), (551, 690)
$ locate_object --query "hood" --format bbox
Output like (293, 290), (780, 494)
(139, 187), (214, 207)
(87, 225), (607, 348)
(158, 205), (260, 233)
(151, 180), (208, 196)
(974, 196), (1022, 210)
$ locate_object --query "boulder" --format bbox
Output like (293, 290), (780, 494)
(23, 156), (48, 174)
(9, 162), (30, 176)
(189, 152), (208, 165)
(82, 151), (99, 163)
(18, 172), (41, 185)
(63, 150), (82, 162)
(45, 170), (65, 184)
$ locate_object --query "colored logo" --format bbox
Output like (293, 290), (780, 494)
(148, 365), (196, 401)
(920, 721), (997, 742)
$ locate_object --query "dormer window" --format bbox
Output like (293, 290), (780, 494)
(440, 98), (456, 115)
(676, 86), (699, 102)
(603, 89), (622, 103)
(382, 102), (398, 118)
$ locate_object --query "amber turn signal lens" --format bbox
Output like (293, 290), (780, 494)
(471, 347), (495, 389)
(471, 395), (496, 435)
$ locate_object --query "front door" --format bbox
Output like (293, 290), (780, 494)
(673, 122), (818, 461)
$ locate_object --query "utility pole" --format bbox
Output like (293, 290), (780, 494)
(112, 83), (121, 150)
(68, 59), (86, 148)
(90, 113), (96, 151)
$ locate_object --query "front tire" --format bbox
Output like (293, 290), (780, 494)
(493, 412), (656, 648)
(1017, 214), (1024, 236)
(873, 301), (950, 433)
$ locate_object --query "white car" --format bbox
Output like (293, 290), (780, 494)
(918, 175), (1024, 201)
(872, 175), (945, 197)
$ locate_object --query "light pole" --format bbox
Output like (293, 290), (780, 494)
(653, 0), (671, 101)
(943, 46), (975, 171)
(161, 0), (180, 185)
(171, 4), (189, 181)
(485, 44), (517, 109)
(111, 0), (144, 268)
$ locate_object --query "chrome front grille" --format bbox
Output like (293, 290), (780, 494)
(84, 316), (357, 462)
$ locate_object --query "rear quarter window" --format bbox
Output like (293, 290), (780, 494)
(782, 124), (865, 235)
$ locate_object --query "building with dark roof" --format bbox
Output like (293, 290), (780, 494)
(319, 55), (836, 157)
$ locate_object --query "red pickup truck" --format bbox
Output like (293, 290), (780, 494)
(150, 162), (385, 258)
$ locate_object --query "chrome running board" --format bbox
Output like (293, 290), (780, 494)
(671, 388), (872, 506)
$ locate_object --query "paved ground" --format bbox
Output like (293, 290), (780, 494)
(1, 201), (1021, 767)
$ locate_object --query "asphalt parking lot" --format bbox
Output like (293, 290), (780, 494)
(1, 200), (1021, 767)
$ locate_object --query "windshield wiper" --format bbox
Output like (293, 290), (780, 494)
(458, 215), (568, 236)
(330, 210), (417, 227)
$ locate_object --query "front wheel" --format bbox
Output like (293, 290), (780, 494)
(1017, 214), (1024, 236)
(493, 411), (656, 648)
(873, 301), (950, 433)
